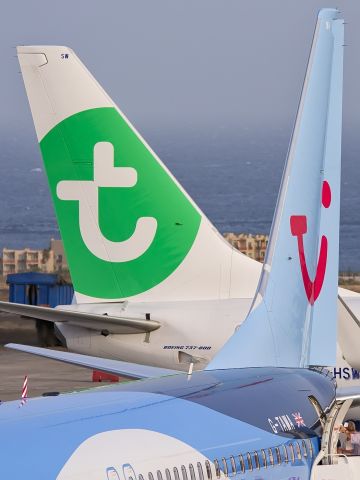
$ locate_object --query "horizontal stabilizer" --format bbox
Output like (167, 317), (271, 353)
(5, 343), (178, 379)
(336, 387), (360, 402)
(0, 301), (160, 334)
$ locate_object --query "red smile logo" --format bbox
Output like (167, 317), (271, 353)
(290, 181), (331, 305)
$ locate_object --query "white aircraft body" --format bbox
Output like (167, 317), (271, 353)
(2, 14), (360, 377)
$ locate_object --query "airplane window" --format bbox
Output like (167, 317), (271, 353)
(173, 468), (180, 480)
(165, 469), (171, 480)
(205, 461), (212, 480)
(213, 460), (220, 479)
(246, 453), (253, 472)
(275, 447), (281, 465)
(197, 462), (204, 480)
(253, 452), (260, 470)
(261, 449), (267, 469)
(189, 464), (196, 480)
(302, 440), (308, 458)
(181, 466), (188, 480)
(307, 439), (314, 458)
(282, 445), (289, 463)
(295, 442), (302, 460)
(268, 448), (274, 467)
(238, 454), (245, 474)
(149, 473), (155, 480)
(229, 455), (236, 475)
(139, 475), (145, 480)
(288, 444), (295, 463)
(221, 458), (228, 477)
(157, 471), (163, 480)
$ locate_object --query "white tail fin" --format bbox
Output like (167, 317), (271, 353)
(17, 46), (261, 303)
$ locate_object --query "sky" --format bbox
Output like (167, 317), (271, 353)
(0, 1), (360, 268)
(1, 1), (359, 135)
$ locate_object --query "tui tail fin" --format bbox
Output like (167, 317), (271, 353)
(208, 8), (344, 370)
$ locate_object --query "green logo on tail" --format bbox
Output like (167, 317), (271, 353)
(40, 107), (200, 299)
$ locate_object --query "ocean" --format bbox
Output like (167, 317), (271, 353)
(0, 125), (359, 271)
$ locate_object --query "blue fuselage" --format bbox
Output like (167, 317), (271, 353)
(0, 368), (335, 479)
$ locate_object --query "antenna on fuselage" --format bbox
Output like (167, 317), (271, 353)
(187, 362), (194, 380)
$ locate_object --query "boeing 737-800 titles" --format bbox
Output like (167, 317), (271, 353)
(2, 10), (360, 479)
(1, 8), (360, 382)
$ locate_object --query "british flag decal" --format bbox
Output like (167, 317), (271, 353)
(292, 411), (306, 428)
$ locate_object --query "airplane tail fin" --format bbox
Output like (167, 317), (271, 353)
(207, 9), (344, 370)
(17, 46), (261, 303)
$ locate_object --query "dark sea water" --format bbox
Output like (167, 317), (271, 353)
(0, 125), (359, 271)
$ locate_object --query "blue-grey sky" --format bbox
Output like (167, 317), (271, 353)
(1, 1), (359, 134)
(1, 1), (360, 269)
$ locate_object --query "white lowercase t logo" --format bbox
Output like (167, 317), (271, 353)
(56, 142), (157, 262)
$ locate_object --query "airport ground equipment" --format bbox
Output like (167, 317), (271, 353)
(6, 272), (73, 345)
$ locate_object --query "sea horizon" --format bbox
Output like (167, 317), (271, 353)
(1, 125), (359, 271)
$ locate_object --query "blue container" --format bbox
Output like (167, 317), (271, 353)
(6, 272), (74, 307)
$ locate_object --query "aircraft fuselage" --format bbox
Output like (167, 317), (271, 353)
(0, 367), (335, 479)
(56, 298), (253, 370)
